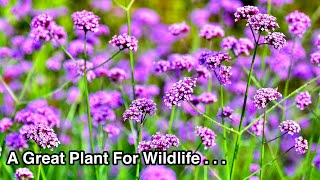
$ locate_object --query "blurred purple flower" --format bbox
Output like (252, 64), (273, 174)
(295, 91), (312, 110)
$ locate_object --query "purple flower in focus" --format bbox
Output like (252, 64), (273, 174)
(264, 32), (287, 50)
(253, 88), (282, 109)
(168, 22), (190, 36)
(140, 166), (176, 180)
(31, 13), (52, 29)
(0, 117), (13, 132)
(137, 132), (179, 152)
(205, 52), (231, 69)
(247, 14), (279, 32)
(294, 136), (308, 155)
(217, 65), (232, 85)
(286, 10), (311, 38)
(123, 98), (156, 123)
(24, 124), (60, 150)
(163, 77), (197, 108)
(295, 91), (312, 110)
(279, 120), (301, 135)
(72, 10), (100, 32)
(234, 6), (260, 22)
(15, 168), (34, 180)
(195, 126), (216, 149)
(311, 52), (320, 66)
(199, 24), (224, 40)
(109, 34), (138, 51)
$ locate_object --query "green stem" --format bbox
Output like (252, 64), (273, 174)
(194, 143), (202, 153)
(83, 32), (99, 180)
(135, 123), (143, 180)
(187, 101), (240, 135)
(244, 146), (294, 180)
(168, 106), (176, 134)
(229, 32), (261, 179)
(260, 111), (266, 180)
(220, 85), (230, 180)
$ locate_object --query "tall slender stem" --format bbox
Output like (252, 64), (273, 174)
(230, 32), (261, 179)
(168, 106), (176, 134)
(83, 32), (99, 180)
(260, 111), (266, 180)
(135, 123), (143, 180)
(126, 6), (136, 100)
(220, 85), (230, 180)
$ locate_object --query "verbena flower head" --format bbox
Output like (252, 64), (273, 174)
(137, 132), (179, 152)
(279, 120), (301, 135)
(31, 13), (52, 29)
(295, 91), (312, 110)
(247, 14), (279, 32)
(294, 136), (308, 155)
(5, 132), (28, 152)
(107, 68), (127, 83)
(311, 52), (320, 66)
(168, 54), (195, 72)
(218, 106), (234, 118)
(109, 34), (138, 51)
(168, 22), (190, 36)
(163, 77), (197, 108)
(253, 88), (282, 109)
(234, 6), (260, 22)
(198, 50), (213, 65)
(264, 32), (287, 50)
(0, 117), (13, 132)
(123, 98), (156, 123)
(217, 65), (232, 85)
(72, 10), (100, 32)
(196, 66), (211, 79)
(154, 60), (171, 74)
(103, 124), (120, 138)
(221, 36), (237, 50)
(24, 124), (60, 151)
(205, 52), (231, 69)
(140, 166), (177, 180)
(195, 126), (216, 149)
(198, 92), (217, 104)
(234, 38), (254, 56)
(15, 168), (34, 180)
(199, 24), (224, 40)
(286, 10), (311, 38)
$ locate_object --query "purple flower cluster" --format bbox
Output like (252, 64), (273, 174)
(163, 77), (197, 108)
(234, 38), (254, 56)
(30, 13), (66, 44)
(198, 92), (217, 104)
(247, 13), (279, 32)
(109, 33), (138, 51)
(311, 52), (320, 66)
(279, 120), (301, 135)
(195, 126), (216, 149)
(154, 60), (171, 73)
(15, 100), (60, 127)
(199, 24), (224, 40)
(24, 124), (60, 151)
(0, 117), (13, 132)
(103, 124), (120, 138)
(286, 10), (311, 38)
(107, 68), (127, 83)
(203, 51), (231, 69)
(168, 22), (190, 36)
(5, 133), (28, 151)
(295, 91), (312, 110)
(168, 54), (195, 72)
(15, 168), (34, 180)
(72, 10), (100, 32)
(137, 132), (179, 152)
(89, 91), (122, 125)
(218, 106), (234, 118)
(253, 88), (282, 109)
(234, 6), (260, 22)
(217, 65), (232, 85)
(264, 32), (287, 50)
(294, 136), (308, 155)
(140, 166), (176, 180)
(221, 36), (237, 50)
(123, 98), (156, 123)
